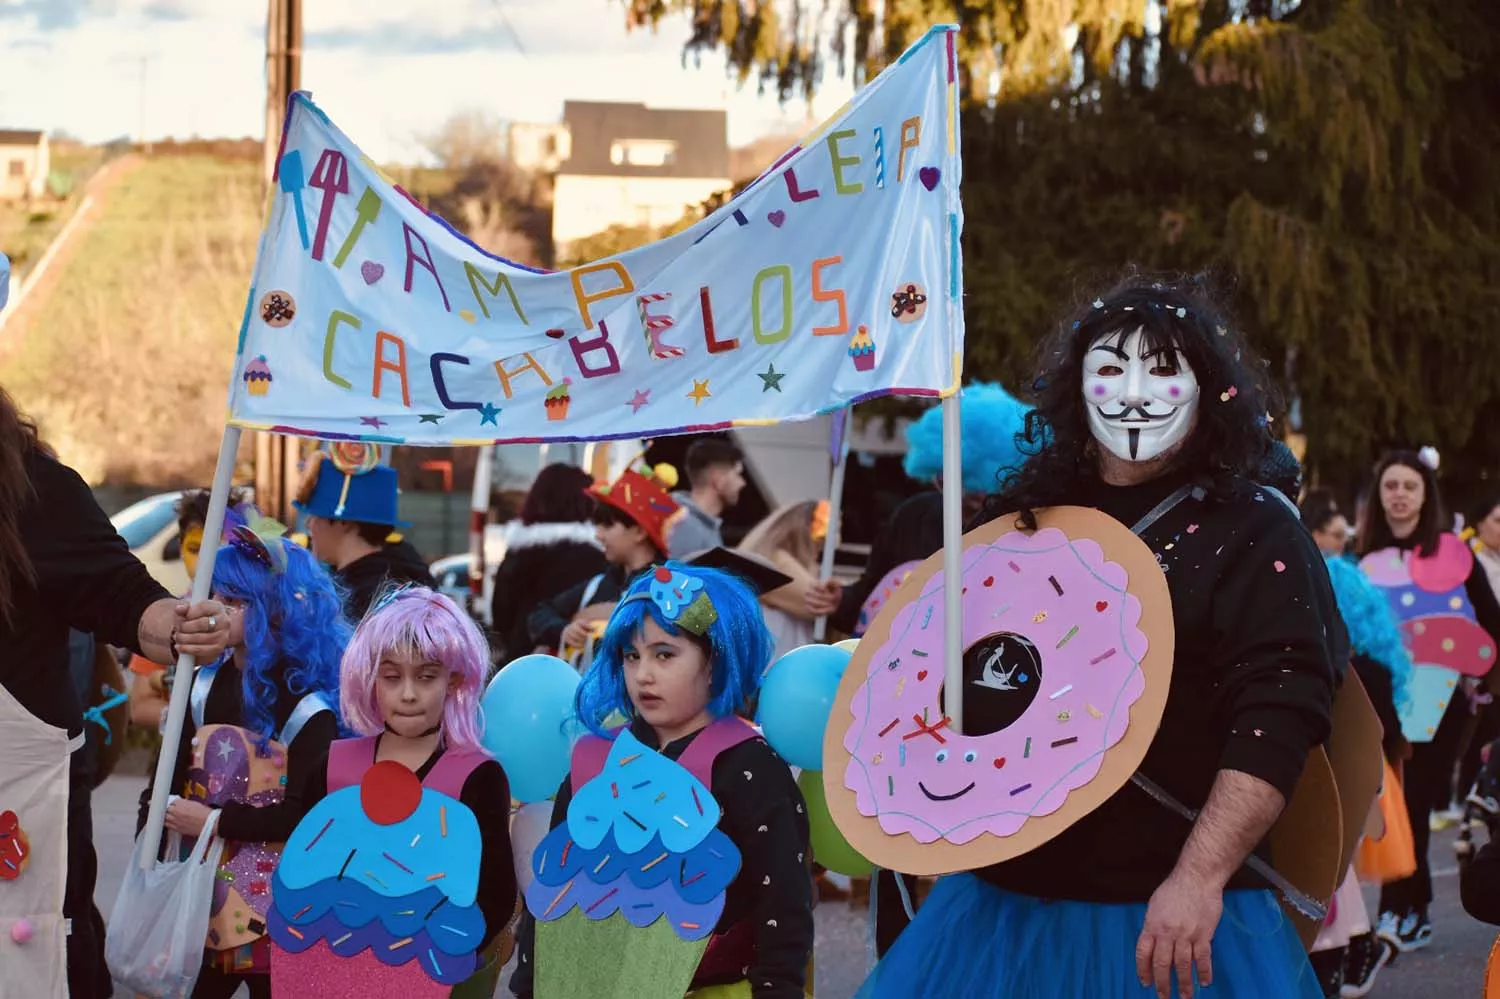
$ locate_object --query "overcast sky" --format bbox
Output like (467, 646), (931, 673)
(0, 0), (855, 162)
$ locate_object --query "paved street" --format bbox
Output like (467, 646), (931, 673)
(94, 773), (1492, 997)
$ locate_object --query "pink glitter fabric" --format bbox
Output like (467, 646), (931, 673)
(271, 940), (452, 999)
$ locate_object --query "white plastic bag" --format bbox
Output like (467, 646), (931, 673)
(105, 810), (223, 998)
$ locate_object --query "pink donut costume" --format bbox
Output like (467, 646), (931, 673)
(824, 507), (1175, 874)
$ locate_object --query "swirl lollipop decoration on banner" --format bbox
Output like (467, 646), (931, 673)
(822, 507), (1175, 876)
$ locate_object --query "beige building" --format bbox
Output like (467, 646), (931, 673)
(0, 130), (49, 201)
(542, 101), (730, 258)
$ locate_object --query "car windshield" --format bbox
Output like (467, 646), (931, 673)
(110, 493), (181, 549)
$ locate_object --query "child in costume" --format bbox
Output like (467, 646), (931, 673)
(526, 461), (681, 662)
(159, 523), (348, 999)
(511, 563), (815, 999)
(266, 586), (517, 999)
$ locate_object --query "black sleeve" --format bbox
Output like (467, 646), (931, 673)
(527, 580), (586, 650)
(832, 512), (901, 635)
(462, 761), (518, 950)
(1350, 655), (1404, 763)
(491, 556), (523, 653)
(28, 454), (170, 653)
(1210, 507), (1339, 798)
(508, 779), (572, 998)
(1466, 557), (1500, 649)
(216, 711), (339, 843)
(1462, 838), (1500, 925)
(718, 742), (815, 999)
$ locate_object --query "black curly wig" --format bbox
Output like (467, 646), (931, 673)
(982, 272), (1280, 529)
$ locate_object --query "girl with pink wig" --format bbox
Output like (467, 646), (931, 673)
(284, 585), (517, 996)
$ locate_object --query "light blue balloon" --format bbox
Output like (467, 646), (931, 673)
(481, 654), (582, 803)
(756, 644), (853, 770)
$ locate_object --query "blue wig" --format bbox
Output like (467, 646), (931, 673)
(1323, 554), (1412, 711)
(211, 539), (351, 749)
(574, 563), (774, 739)
(903, 381), (1032, 493)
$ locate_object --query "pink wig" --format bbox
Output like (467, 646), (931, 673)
(339, 586), (490, 754)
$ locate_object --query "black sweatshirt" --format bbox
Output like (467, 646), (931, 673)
(490, 526), (607, 659)
(976, 471), (1341, 902)
(525, 562), (638, 651)
(831, 491), (943, 636)
(511, 720), (814, 998)
(338, 540), (436, 621)
(1, 450), (168, 740)
(297, 737), (518, 950)
(150, 661), (339, 845)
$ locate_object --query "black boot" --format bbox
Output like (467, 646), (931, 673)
(1341, 932), (1392, 998)
(1308, 946), (1345, 999)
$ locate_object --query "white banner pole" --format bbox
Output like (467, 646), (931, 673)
(813, 410), (852, 642)
(940, 395), (964, 732)
(139, 425), (243, 869)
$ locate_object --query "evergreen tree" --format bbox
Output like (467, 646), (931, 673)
(624, 0), (1500, 504)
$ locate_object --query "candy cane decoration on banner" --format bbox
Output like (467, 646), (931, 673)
(638, 293), (684, 359)
(874, 127), (887, 190)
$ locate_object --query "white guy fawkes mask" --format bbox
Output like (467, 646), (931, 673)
(1082, 327), (1200, 463)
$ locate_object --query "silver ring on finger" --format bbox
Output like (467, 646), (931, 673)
(208, 616), (217, 630)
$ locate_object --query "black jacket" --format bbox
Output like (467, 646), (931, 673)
(489, 522), (606, 659)
(338, 539), (435, 620)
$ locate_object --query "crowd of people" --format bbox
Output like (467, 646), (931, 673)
(3, 268), (1500, 999)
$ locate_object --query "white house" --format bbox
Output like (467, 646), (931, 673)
(547, 101), (730, 258)
(0, 130), (49, 201)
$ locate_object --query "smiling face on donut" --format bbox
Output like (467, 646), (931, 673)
(841, 527), (1151, 845)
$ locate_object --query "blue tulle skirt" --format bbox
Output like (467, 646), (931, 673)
(857, 875), (1321, 999)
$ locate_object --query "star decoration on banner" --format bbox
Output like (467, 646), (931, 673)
(759, 364), (786, 392)
(628, 389), (651, 413)
(419, 414), (446, 424)
(478, 402), (502, 426)
(687, 379), (712, 406)
(360, 416), (387, 429)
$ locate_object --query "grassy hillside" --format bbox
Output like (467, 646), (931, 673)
(1, 156), (263, 484)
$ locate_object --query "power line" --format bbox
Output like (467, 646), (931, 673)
(488, 0), (530, 58)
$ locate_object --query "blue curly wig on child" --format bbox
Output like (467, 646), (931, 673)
(211, 538), (351, 749)
(903, 381), (1032, 493)
(1323, 553), (1413, 711)
(574, 563), (774, 739)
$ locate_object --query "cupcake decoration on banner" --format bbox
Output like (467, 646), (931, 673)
(848, 326), (876, 372)
(267, 761), (486, 998)
(1360, 535), (1496, 742)
(526, 731), (741, 997)
(243, 355), (273, 396)
(545, 378), (572, 422)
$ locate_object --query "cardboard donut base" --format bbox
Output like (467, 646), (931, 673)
(822, 506), (1175, 876)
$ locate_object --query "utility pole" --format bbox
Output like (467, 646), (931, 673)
(256, 0), (303, 523)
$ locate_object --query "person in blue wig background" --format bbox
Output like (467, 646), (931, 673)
(826, 381), (1032, 638)
(152, 526), (349, 998)
(511, 563), (814, 999)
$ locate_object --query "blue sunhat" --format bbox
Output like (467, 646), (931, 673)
(293, 446), (411, 528)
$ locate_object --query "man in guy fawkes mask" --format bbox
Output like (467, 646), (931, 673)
(859, 275), (1344, 999)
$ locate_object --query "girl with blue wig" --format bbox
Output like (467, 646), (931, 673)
(157, 522), (348, 999)
(511, 563), (815, 999)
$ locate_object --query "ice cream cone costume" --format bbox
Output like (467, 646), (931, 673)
(185, 660), (333, 960)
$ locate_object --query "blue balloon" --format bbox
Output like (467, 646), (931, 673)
(481, 654), (582, 803)
(756, 644), (853, 770)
